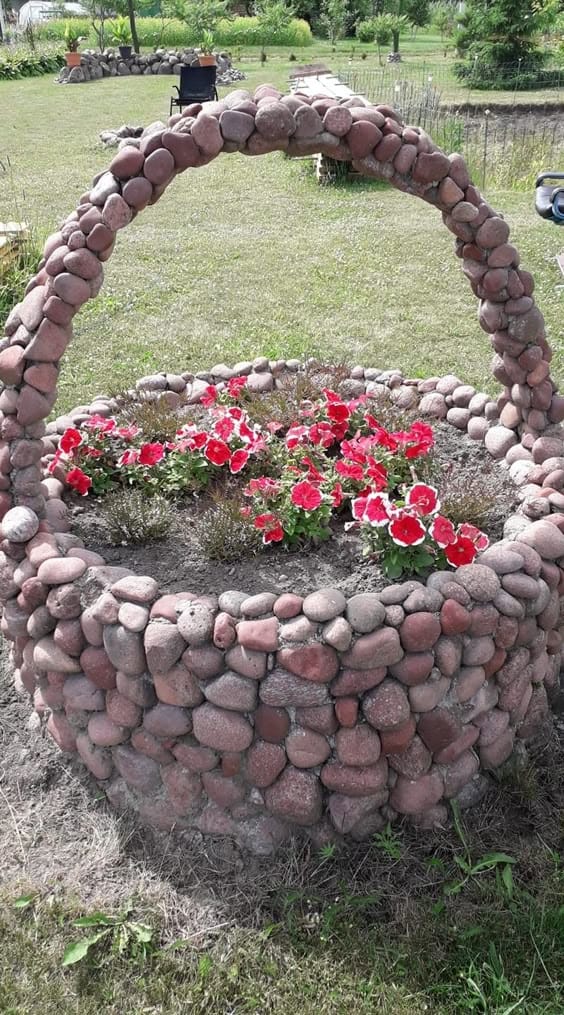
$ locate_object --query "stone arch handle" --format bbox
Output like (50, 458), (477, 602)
(0, 83), (561, 526)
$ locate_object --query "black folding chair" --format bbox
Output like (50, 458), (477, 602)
(535, 171), (564, 224)
(170, 65), (218, 115)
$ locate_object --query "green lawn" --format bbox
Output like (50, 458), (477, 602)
(1, 62), (562, 411)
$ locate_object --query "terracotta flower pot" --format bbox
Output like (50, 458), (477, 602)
(65, 52), (81, 68)
(198, 54), (216, 67)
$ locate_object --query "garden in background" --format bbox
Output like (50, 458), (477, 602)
(1, 1), (564, 1011)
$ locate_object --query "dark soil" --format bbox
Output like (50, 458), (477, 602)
(72, 422), (518, 599)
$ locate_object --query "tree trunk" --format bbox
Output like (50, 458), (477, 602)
(392, 29), (400, 54)
(127, 0), (140, 55)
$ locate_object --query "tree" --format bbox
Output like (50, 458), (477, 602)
(320, 0), (350, 43)
(79, 0), (113, 50)
(432, 3), (455, 41)
(163, 0), (231, 47)
(405, 0), (429, 31)
(254, 0), (294, 60)
(113, 0), (154, 54)
(455, 0), (557, 70)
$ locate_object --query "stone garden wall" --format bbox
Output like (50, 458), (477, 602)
(57, 48), (245, 86)
(1, 84), (563, 852)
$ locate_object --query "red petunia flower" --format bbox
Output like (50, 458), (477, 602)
(66, 467), (92, 496)
(214, 416), (235, 442)
(84, 415), (116, 433)
(138, 442), (165, 466)
(429, 514), (456, 547)
(331, 482), (344, 508)
(308, 422), (335, 448)
(445, 536), (478, 566)
(286, 425), (309, 450)
(116, 424), (140, 440)
(201, 385), (218, 408)
(227, 376), (247, 398)
(59, 428), (82, 454)
(254, 512), (284, 544)
(351, 495), (369, 521)
(365, 458), (388, 491)
(327, 402), (350, 425)
(301, 457), (325, 483)
(406, 483), (440, 517)
(204, 438), (231, 467)
(388, 510), (426, 547)
(336, 460), (364, 482)
(118, 449), (139, 466)
(291, 480), (323, 512)
(458, 523), (489, 551)
(229, 449), (249, 474)
(363, 493), (391, 527)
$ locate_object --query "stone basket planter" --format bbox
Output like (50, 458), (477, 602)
(1, 83), (563, 855)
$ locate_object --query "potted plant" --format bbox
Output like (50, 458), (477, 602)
(198, 29), (216, 66)
(63, 23), (82, 68)
(109, 16), (133, 59)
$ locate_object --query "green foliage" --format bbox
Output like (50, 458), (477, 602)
(63, 21), (82, 50)
(454, 0), (560, 82)
(108, 14), (133, 44)
(0, 162), (42, 327)
(404, 0), (429, 29)
(254, 0), (295, 53)
(320, 0), (350, 43)
(100, 489), (174, 544)
(162, 0), (231, 45)
(0, 43), (65, 79)
(431, 1), (456, 40)
(34, 13), (313, 47)
(62, 900), (154, 967)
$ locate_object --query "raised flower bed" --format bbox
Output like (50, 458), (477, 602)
(0, 83), (563, 854)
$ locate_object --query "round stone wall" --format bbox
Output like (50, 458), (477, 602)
(1, 84), (563, 853)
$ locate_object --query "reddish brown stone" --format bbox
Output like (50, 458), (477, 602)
(440, 599), (471, 635)
(389, 652), (434, 686)
(162, 764), (202, 814)
(106, 689), (142, 728)
(342, 626), (403, 670)
(277, 644), (338, 683)
(192, 702), (253, 751)
(202, 770), (245, 808)
(363, 679), (410, 730)
(334, 697), (358, 727)
(237, 617), (279, 651)
(418, 708), (462, 754)
(286, 727), (331, 768)
(114, 745), (162, 791)
(172, 737), (218, 771)
(379, 716), (416, 755)
(254, 703), (290, 742)
(328, 792), (387, 835)
(265, 766), (322, 825)
(335, 724), (381, 766)
(320, 758), (388, 797)
(153, 663), (203, 707)
(331, 666), (386, 696)
(246, 740), (287, 787)
(295, 704), (337, 735)
(400, 612), (441, 652)
(388, 734), (432, 778)
(390, 769), (444, 814)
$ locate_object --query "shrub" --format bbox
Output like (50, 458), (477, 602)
(454, 59), (562, 91)
(0, 43), (65, 80)
(193, 496), (262, 561)
(355, 18), (375, 42)
(35, 15), (313, 49)
(100, 489), (174, 544)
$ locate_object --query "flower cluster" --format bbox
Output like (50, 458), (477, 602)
(351, 482), (488, 578)
(53, 376), (489, 577)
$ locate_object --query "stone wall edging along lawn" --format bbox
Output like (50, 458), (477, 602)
(57, 48), (245, 86)
(0, 83), (563, 851)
